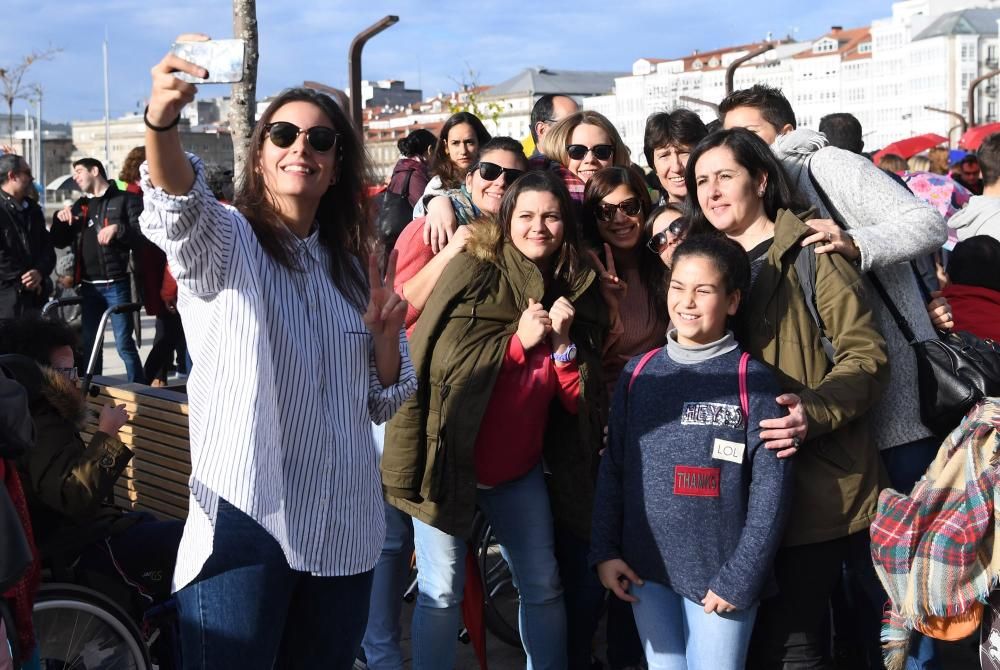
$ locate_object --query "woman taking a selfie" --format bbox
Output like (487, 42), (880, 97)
(140, 36), (417, 669)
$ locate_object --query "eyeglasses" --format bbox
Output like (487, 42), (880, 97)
(566, 144), (614, 161)
(646, 218), (690, 254)
(53, 366), (79, 382)
(264, 121), (340, 153)
(595, 198), (642, 223)
(477, 162), (524, 183)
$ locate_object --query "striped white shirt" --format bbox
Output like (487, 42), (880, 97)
(139, 155), (417, 590)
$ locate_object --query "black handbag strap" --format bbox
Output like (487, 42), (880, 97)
(394, 167), (413, 199)
(806, 164), (919, 345)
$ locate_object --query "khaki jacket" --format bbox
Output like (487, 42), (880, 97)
(381, 222), (608, 539)
(737, 209), (889, 546)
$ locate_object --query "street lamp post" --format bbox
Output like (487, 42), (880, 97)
(348, 16), (399, 133)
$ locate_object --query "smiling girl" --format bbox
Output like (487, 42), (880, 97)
(590, 235), (792, 670)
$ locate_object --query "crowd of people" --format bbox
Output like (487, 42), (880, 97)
(2, 35), (1000, 670)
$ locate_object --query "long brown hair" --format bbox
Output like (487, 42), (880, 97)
(119, 146), (146, 184)
(495, 170), (583, 294)
(234, 88), (375, 311)
(430, 112), (491, 189)
(582, 166), (665, 318)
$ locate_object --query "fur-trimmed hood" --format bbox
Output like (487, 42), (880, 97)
(0, 354), (89, 428)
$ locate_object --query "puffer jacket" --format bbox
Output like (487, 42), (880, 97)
(381, 221), (608, 540)
(0, 355), (133, 551)
(735, 209), (889, 546)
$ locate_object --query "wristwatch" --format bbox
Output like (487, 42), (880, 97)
(552, 343), (577, 364)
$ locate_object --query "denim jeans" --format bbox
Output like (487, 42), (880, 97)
(411, 465), (567, 670)
(631, 580), (757, 670)
(360, 424), (414, 670)
(175, 498), (374, 670)
(80, 278), (145, 383)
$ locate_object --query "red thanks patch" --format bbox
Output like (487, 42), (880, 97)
(673, 466), (721, 497)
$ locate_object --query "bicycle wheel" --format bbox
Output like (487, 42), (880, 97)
(33, 583), (150, 670)
(474, 519), (522, 648)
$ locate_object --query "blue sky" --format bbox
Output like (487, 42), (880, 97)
(8, 0), (894, 124)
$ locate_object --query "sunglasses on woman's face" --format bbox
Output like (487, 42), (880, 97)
(477, 162), (524, 183)
(264, 121), (340, 153)
(646, 218), (690, 254)
(566, 144), (614, 161)
(595, 198), (642, 223)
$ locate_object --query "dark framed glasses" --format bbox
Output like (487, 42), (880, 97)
(264, 121), (340, 153)
(595, 198), (642, 223)
(566, 144), (614, 161)
(646, 218), (690, 254)
(477, 162), (524, 183)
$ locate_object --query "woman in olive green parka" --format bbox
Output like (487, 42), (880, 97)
(381, 171), (607, 669)
(686, 128), (889, 667)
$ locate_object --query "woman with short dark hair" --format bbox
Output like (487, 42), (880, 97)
(687, 128), (889, 668)
(643, 109), (708, 204)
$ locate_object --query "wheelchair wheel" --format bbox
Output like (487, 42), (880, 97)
(473, 518), (522, 648)
(33, 583), (150, 670)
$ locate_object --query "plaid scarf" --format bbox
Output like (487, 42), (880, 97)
(870, 399), (1000, 670)
(1, 458), (39, 658)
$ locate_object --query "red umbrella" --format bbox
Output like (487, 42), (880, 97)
(958, 123), (1000, 151)
(873, 134), (948, 163)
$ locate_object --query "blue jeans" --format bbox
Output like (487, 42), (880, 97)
(631, 581), (757, 670)
(411, 465), (567, 670)
(361, 424), (414, 670)
(80, 278), (145, 383)
(882, 437), (945, 670)
(175, 499), (374, 670)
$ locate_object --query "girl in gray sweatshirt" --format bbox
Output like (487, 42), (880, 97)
(590, 235), (793, 670)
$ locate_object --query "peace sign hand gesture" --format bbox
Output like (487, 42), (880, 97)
(364, 249), (408, 340)
(587, 243), (628, 319)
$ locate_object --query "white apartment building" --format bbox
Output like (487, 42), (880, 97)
(586, 0), (1000, 164)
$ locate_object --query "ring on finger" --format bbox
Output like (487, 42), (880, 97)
(826, 232), (832, 242)
(792, 436), (802, 448)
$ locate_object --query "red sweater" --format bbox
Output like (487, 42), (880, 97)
(475, 335), (580, 487)
(943, 283), (1000, 342)
(393, 216), (435, 336)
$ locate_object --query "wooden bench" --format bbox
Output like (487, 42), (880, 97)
(80, 377), (190, 521)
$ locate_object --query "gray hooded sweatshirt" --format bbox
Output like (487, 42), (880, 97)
(772, 128), (948, 450)
(949, 195), (1000, 243)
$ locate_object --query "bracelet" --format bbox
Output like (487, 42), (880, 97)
(144, 106), (180, 132)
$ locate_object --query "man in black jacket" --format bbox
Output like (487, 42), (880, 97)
(0, 153), (55, 319)
(50, 158), (145, 382)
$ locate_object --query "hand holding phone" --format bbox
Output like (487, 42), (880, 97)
(170, 39), (246, 84)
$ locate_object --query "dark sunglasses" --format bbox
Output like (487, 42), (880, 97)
(566, 144), (614, 161)
(477, 162), (524, 183)
(646, 218), (690, 254)
(595, 198), (642, 223)
(264, 121), (340, 153)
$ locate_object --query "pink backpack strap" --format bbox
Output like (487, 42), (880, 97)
(628, 347), (663, 394)
(739, 352), (750, 424)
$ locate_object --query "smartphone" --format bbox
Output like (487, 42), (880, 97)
(171, 39), (245, 84)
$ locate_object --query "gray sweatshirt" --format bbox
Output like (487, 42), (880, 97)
(589, 332), (792, 609)
(949, 195), (1000, 243)
(773, 129), (947, 450)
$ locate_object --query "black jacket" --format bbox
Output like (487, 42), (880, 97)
(0, 190), (55, 287)
(49, 183), (143, 282)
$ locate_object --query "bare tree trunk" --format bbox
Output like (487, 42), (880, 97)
(229, 0), (258, 187)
